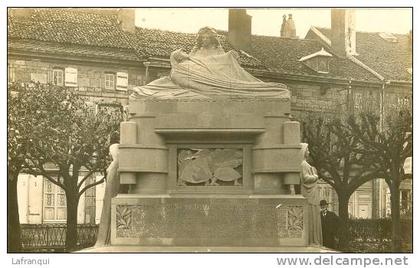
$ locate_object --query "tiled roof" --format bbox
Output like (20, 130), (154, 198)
(131, 27), (379, 80)
(8, 9), (264, 68)
(8, 39), (140, 62)
(308, 27), (412, 81)
(131, 27), (196, 58)
(130, 28), (266, 68)
(8, 9), (384, 82)
(8, 9), (135, 50)
(247, 35), (380, 81)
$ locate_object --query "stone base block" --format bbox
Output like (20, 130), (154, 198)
(111, 195), (308, 247)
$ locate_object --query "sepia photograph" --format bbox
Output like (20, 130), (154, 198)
(4, 3), (414, 267)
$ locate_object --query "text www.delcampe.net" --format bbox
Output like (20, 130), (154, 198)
(276, 255), (409, 267)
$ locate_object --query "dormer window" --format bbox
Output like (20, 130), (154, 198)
(379, 32), (398, 43)
(406, 68), (412, 75)
(299, 47), (332, 74)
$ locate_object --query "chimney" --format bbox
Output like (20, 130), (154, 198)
(331, 9), (357, 57)
(228, 9), (252, 52)
(286, 14), (297, 38)
(118, 8), (135, 33)
(280, 15), (287, 37)
(281, 14), (297, 38)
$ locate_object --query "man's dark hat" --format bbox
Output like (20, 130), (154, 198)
(320, 200), (329, 206)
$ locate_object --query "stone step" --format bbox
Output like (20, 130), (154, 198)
(80, 245), (334, 253)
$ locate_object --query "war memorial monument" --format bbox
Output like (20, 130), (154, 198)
(92, 27), (321, 252)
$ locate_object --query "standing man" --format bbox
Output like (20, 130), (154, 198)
(320, 199), (341, 249)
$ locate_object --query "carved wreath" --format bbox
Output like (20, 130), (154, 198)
(287, 206), (304, 232)
(116, 206), (132, 229)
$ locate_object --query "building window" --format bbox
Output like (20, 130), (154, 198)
(53, 69), (64, 86)
(84, 177), (96, 224)
(397, 96), (411, 108)
(354, 92), (363, 111)
(43, 179), (66, 222)
(316, 57), (329, 73)
(8, 64), (15, 82)
(400, 189), (412, 217)
(299, 48), (332, 74)
(105, 73), (116, 90)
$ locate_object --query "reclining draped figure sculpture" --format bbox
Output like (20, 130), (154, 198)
(132, 27), (289, 100)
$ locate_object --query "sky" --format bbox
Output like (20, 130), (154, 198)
(135, 8), (412, 38)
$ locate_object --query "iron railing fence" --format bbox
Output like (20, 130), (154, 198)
(20, 219), (412, 252)
(21, 224), (98, 252)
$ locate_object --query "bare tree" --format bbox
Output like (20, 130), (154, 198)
(348, 108), (412, 251)
(7, 83), (32, 252)
(302, 113), (379, 221)
(9, 82), (121, 251)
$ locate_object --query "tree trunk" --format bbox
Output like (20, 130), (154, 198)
(65, 189), (79, 251)
(7, 172), (22, 252)
(337, 192), (350, 250)
(390, 182), (402, 252)
(338, 192), (350, 221)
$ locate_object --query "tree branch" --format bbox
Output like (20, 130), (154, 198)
(77, 169), (96, 190)
(78, 176), (106, 199)
(347, 171), (381, 194)
(25, 164), (66, 191)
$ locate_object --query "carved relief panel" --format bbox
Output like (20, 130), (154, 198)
(168, 144), (252, 193)
(177, 148), (243, 186)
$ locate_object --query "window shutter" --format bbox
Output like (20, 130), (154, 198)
(116, 72), (128, 91)
(65, 67), (78, 87)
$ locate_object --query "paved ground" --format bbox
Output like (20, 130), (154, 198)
(79, 245), (335, 253)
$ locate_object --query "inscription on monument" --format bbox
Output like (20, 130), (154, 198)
(177, 148), (243, 186)
(115, 199), (305, 246)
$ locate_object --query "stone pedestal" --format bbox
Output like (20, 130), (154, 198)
(112, 97), (308, 249)
(111, 195), (308, 247)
